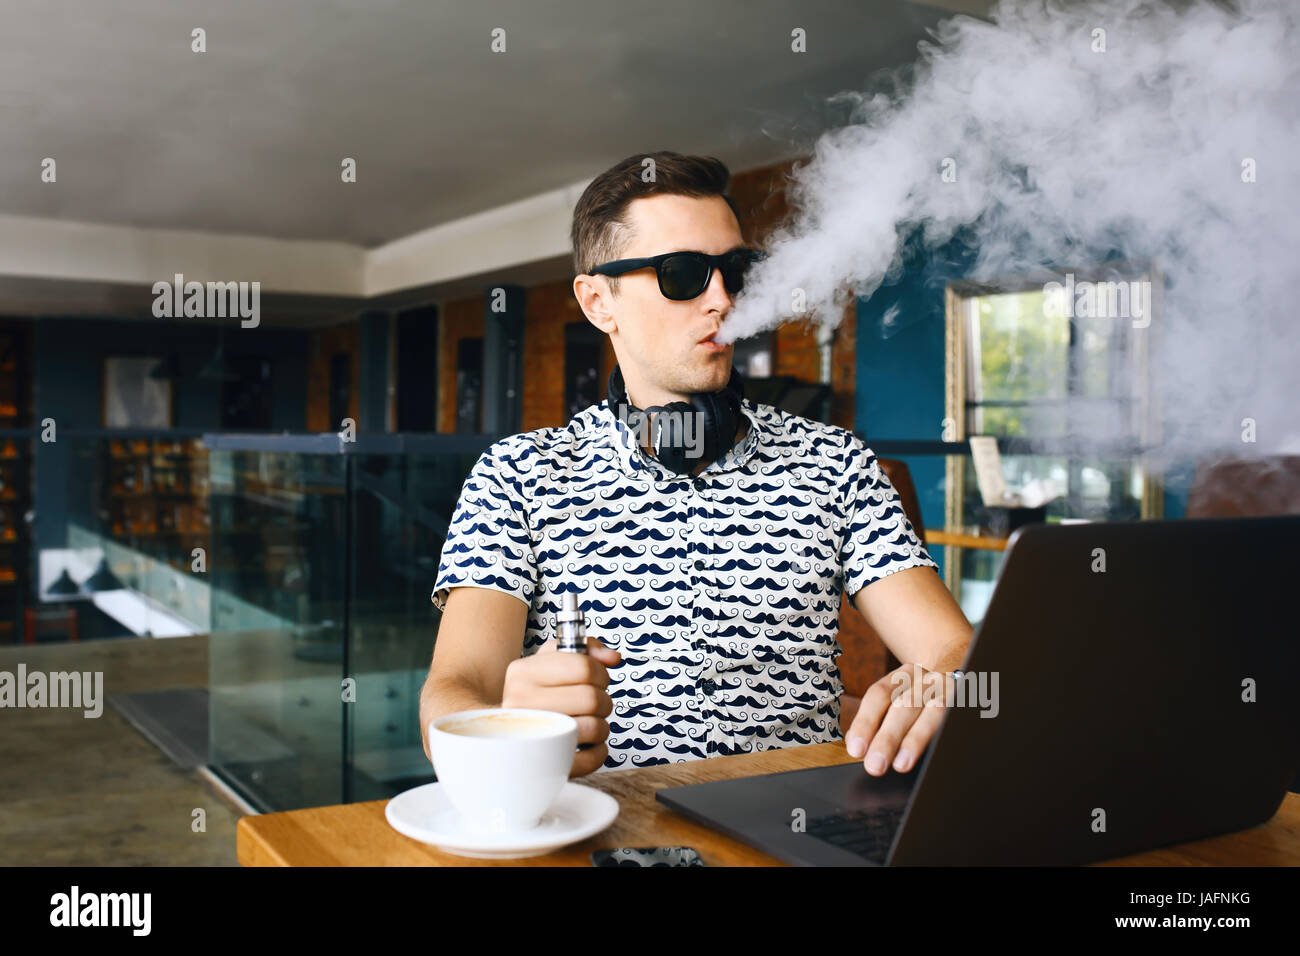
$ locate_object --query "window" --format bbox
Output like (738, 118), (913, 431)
(943, 267), (1161, 618)
(731, 332), (773, 378)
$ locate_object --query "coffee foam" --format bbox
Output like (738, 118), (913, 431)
(440, 712), (565, 738)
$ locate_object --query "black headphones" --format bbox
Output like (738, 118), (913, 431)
(607, 364), (746, 476)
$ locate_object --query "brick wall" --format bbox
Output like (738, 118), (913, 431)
(435, 298), (484, 433)
(306, 322), (360, 432)
(521, 282), (578, 432)
(730, 157), (858, 430)
(830, 299), (858, 430)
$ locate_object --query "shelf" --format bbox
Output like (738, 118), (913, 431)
(925, 528), (1010, 552)
(0, 327), (29, 630)
(109, 491), (208, 499)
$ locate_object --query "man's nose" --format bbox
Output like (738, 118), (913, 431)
(702, 264), (734, 311)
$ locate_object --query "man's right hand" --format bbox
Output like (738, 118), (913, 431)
(500, 635), (621, 777)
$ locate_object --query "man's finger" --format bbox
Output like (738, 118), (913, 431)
(891, 704), (946, 773)
(844, 678), (896, 759)
(862, 694), (920, 775)
(536, 634), (620, 668)
(501, 684), (612, 718)
(527, 652), (611, 689)
(573, 714), (610, 746)
(586, 635), (622, 665)
(569, 741), (608, 777)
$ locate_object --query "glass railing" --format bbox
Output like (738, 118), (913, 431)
(204, 433), (499, 812)
(32, 431), (212, 641)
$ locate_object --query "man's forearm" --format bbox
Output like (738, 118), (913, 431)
(932, 634), (972, 674)
(853, 566), (974, 674)
(891, 612), (972, 673)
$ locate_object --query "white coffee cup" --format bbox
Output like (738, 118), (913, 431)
(428, 708), (578, 834)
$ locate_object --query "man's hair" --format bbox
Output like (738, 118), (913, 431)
(570, 151), (742, 296)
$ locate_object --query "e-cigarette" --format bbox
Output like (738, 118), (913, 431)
(556, 592), (589, 655)
(556, 592), (593, 751)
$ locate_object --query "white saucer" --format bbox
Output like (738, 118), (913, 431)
(385, 781), (620, 859)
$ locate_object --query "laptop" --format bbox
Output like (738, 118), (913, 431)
(656, 516), (1300, 865)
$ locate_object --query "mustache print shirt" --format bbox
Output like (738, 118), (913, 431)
(431, 396), (937, 770)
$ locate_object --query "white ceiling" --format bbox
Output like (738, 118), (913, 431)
(0, 0), (977, 243)
(0, 0), (990, 314)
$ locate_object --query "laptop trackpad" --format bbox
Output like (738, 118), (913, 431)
(786, 761), (917, 814)
(657, 760), (916, 821)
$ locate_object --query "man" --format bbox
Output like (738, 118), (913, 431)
(421, 151), (973, 778)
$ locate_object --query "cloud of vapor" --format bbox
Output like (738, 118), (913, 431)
(719, 0), (1300, 460)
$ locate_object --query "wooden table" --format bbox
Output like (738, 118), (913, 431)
(237, 742), (1300, 866)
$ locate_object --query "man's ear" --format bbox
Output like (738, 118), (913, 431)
(573, 274), (617, 335)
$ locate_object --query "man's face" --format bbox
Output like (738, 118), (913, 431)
(601, 193), (744, 400)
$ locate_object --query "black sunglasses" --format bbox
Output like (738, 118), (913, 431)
(590, 248), (767, 301)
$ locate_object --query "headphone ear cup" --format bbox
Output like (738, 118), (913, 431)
(726, 363), (746, 401)
(652, 400), (699, 475)
(607, 365), (626, 409)
(693, 387), (742, 463)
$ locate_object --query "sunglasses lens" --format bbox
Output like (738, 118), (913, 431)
(721, 251), (749, 294)
(722, 250), (764, 295)
(658, 254), (710, 300)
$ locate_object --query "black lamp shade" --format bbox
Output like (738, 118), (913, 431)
(45, 567), (81, 597)
(83, 556), (125, 592)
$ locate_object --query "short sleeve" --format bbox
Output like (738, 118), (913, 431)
(839, 438), (937, 601)
(431, 448), (539, 613)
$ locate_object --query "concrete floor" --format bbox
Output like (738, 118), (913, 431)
(0, 634), (241, 866)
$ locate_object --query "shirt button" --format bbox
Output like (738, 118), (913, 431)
(692, 477), (706, 491)
(699, 679), (717, 697)
(693, 559), (704, 571)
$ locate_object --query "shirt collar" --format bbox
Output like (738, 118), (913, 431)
(597, 395), (766, 481)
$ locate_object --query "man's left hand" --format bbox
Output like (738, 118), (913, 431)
(845, 663), (952, 776)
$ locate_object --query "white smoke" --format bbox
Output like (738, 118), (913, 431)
(719, 0), (1300, 461)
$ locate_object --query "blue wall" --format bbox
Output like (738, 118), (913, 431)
(854, 238), (977, 577)
(32, 318), (309, 551)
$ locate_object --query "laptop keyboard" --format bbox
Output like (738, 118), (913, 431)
(806, 804), (907, 863)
